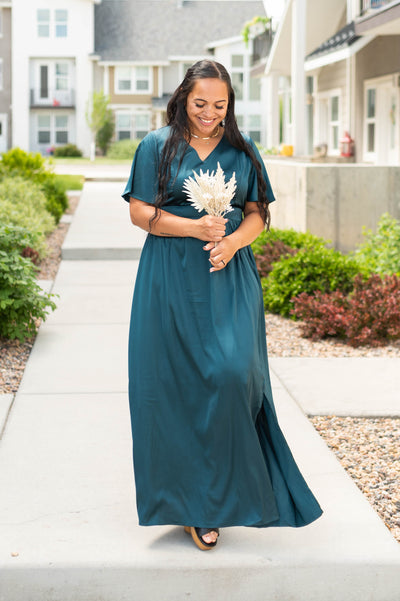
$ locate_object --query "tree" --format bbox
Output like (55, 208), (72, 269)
(86, 91), (113, 160)
(96, 111), (115, 156)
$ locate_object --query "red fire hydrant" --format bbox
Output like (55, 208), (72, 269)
(339, 132), (355, 157)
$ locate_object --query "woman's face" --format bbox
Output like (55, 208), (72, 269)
(185, 78), (229, 138)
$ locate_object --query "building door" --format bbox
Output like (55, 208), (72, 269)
(382, 84), (399, 165)
(0, 113), (8, 153)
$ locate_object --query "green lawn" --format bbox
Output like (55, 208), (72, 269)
(48, 157), (132, 166)
(54, 174), (85, 190)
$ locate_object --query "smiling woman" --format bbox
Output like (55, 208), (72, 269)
(122, 59), (323, 552)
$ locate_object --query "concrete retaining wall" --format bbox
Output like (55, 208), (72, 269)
(264, 159), (400, 253)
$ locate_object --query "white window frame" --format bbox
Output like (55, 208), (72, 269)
(37, 114), (51, 145)
(37, 9), (50, 38)
(231, 54), (245, 101)
(115, 111), (151, 140)
(315, 89), (342, 156)
(115, 66), (152, 95)
(364, 84), (377, 162)
(55, 9), (68, 38)
(329, 93), (341, 155)
(36, 113), (70, 148)
(248, 114), (262, 143)
(55, 115), (69, 144)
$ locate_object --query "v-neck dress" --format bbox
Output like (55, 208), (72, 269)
(122, 126), (322, 528)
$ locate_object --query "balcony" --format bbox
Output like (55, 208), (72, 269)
(360, 0), (394, 15)
(30, 88), (75, 109)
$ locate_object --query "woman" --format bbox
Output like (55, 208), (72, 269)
(122, 59), (322, 551)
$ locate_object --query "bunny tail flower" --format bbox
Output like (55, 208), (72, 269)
(183, 162), (236, 217)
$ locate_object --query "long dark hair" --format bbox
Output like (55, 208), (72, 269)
(153, 59), (271, 229)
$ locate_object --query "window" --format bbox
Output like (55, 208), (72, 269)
(55, 63), (69, 91)
(366, 88), (376, 153)
(116, 112), (150, 140)
(116, 114), (132, 140)
(40, 65), (49, 99)
(115, 67), (151, 94)
(330, 95), (340, 151)
(55, 115), (68, 144)
(55, 10), (68, 37)
(38, 115), (51, 144)
(37, 9), (50, 37)
(135, 67), (150, 91)
(231, 72), (244, 101)
(236, 115), (244, 129)
(135, 114), (150, 139)
(248, 115), (261, 143)
(231, 55), (244, 68)
(249, 77), (261, 101)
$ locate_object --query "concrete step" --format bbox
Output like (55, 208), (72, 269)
(0, 260), (399, 601)
(61, 181), (146, 260)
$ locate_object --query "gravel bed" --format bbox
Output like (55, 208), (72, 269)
(0, 193), (80, 395)
(1, 198), (398, 544)
(310, 416), (400, 544)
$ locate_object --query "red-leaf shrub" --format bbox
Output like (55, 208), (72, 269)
(21, 246), (40, 266)
(254, 239), (298, 278)
(291, 274), (400, 347)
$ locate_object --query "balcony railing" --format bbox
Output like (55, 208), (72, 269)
(360, 0), (394, 15)
(30, 88), (75, 108)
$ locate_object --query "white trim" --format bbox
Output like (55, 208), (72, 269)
(103, 66), (109, 95)
(0, 8), (3, 38)
(0, 2), (12, 7)
(305, 36), (373, 72)
(158, 66), (163, 97)
(0, 58), (3, 91)
(315, 88), (342, 155)
(114, 65), (153, 95)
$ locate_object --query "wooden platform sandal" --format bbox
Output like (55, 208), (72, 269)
(184, 526), (220, 550)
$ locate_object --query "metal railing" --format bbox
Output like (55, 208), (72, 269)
(30, 88), (75, 107)
(360, 0), (395, 15)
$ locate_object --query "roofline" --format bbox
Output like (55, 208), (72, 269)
(305, 35), (374, 71)
(167, 55), (207, 62)
(97, 60), (171, 67)
(206, 35), (243, 49)
(265, 0), (292, 75)
(355, 1), (400, 34)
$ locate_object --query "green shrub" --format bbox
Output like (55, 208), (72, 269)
(0, 177), (55, 257)
(53, 143), (83, 157)
(352, 213), (400, 276)
(107, 138), (141, 160)
(0, 224), (57, 341)
(262, 246), (363, 317)
(41, 177), (69, 223)
(251, 227), (326, 256)
(0, 147), (49, 184)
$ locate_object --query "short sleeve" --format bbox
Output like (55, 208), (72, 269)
(246, 137), (276, 204)
(122, 132), (159, 204)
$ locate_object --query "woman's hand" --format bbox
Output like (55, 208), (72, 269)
(195, 215), (227, 242)
(203, 236), (238, 272)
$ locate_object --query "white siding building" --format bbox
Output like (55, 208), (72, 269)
(11, 0), (99, 156)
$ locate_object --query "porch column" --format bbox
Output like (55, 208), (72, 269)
(266, 71), (280, 149)
(291, 0), (307, 156)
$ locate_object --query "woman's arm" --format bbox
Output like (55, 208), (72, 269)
(129, 197), (227, 243)
(204, 202), (265, 272)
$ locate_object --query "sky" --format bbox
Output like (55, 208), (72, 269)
(263, 0), (286, 24)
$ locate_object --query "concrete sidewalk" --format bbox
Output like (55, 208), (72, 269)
(0, 181), (399, 601)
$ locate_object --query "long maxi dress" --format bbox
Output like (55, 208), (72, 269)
(122, 126), (323, 528)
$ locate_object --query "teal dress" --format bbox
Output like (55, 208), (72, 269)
(122, 127), (322, 528)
